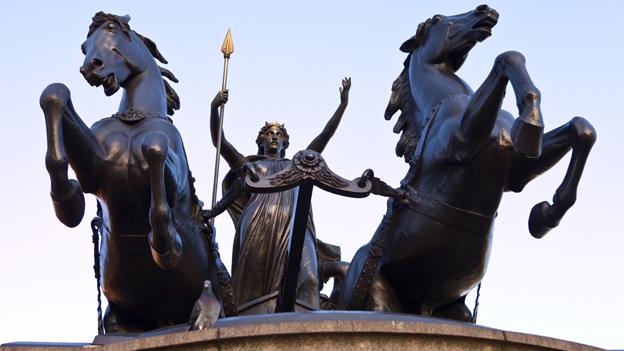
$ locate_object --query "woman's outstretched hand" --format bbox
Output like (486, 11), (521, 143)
(340, 77), (351, 104)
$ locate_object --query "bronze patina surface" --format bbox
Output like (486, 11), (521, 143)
(32, 4), (597, 344)
(338, 5), (596, 321)
(40, 12), (232, 333)
(209, 79), (351, 314)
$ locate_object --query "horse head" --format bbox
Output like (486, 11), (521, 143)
(79, 12), (179, 116)
(385, 5), (499, 163)
(401, 5), (498, 72)
(81, 13), (147, 96)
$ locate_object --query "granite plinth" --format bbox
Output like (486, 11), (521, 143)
(1, 311), (605, 351)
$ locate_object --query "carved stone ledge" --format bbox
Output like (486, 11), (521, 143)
(1, 312), (605, 351)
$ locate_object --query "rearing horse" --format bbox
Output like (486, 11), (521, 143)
(338, 5), (596, 321)
(40, 12), (226, 332)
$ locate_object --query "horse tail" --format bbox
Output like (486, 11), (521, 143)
(384, 53), (421, 163)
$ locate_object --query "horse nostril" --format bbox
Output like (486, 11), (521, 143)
(92, 58), (103, 68)
(476, 4), (489, 13)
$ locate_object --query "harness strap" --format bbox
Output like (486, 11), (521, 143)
(404, 190), (495, 235)
(345, 214), (393, 310)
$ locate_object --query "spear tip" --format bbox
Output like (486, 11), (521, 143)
(221, 28), (234, 56)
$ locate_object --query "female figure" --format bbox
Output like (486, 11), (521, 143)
(210, 78), (351, 314)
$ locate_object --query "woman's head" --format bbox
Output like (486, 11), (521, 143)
(256, 121), (290, 158)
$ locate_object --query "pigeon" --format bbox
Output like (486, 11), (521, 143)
(187, 280), (222, 331)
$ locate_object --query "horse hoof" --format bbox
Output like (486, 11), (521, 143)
(528, 201), (557, 238)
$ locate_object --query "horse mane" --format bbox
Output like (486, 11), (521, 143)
(88, 12), (180, 116)
(384, 16), (440, 163)
(384, 58), (417, 163)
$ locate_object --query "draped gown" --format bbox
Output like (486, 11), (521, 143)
(226, 157), (319, 314)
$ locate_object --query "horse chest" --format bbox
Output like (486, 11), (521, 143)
(94, 124), (158, 169)
(99, 131), (132, 164)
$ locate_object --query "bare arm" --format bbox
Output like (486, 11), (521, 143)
(211, 90), (245, 170)
(307, 77), (351, 153)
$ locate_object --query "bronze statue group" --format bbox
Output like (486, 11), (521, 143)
(40, 6), (595, 333)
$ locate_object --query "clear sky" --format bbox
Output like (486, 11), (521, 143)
(0, 0), (622, 349)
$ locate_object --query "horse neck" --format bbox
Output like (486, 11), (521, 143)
(118, 64), (168, 116)
(409, 51), (472, 116)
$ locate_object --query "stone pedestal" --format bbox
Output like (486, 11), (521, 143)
(1, 312), (604, 350)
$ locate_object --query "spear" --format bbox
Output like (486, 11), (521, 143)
(210, 29), (234, 225)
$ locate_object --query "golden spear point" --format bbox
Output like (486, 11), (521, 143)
(221, 28), (234, 57)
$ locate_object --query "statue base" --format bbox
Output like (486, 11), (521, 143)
(1, 312), (604, 351)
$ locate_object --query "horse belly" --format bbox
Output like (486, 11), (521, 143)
(383, 209), (493, 311)
(101, 235), (209, 325)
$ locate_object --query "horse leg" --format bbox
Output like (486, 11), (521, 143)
(326, 261), (350, 308)
(41, 83), (100, 227)
(142, 132), (183, 270)
(507, 117), (596, 238)
(460, 51), (543, 157)
(103, 303), (149, 333)
(368, 272), (405, 312)
(432, 296), (472, 322)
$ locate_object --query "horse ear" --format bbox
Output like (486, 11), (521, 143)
(400, 36), (417, 53)
(121, 15), (131, 23)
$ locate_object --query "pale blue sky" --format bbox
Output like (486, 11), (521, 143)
(0, 1), (622, 349)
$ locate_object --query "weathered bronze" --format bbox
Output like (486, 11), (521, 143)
(338, 5), (596, 321)
(209, 78), (351, 314)
(40, 12), (232, 333)
(33, 5), (599, 342)
(243, 149), (373, 312)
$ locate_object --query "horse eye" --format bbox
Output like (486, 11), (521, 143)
(106, 22), (116, 31)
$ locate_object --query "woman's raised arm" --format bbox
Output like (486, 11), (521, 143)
(307, 77), (351, 153)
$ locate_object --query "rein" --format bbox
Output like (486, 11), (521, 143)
(472, 282), (481, 323)
(90, 213), (104, 335)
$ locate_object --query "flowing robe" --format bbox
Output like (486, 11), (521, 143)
(225, 157), (319, 314)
